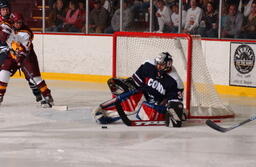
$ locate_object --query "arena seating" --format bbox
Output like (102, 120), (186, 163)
(10, 0), (49, 32)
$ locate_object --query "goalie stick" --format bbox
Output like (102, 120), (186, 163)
(206, 115), (256, 133)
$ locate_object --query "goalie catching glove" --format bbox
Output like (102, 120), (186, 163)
(107, 77), (138, 95)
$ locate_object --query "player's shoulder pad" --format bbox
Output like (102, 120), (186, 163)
(0, 21), (12, 34)
(0, 21), (12, 27)
(17, 29), (33, 40)
(145, 59), (156, 66)
(167, 66), (184, 89)
(140, 60), (156, 70)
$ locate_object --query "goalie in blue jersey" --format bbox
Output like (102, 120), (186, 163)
(93, 52), (186, 127)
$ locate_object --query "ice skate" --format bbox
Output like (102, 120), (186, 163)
(35, 94), (43, 102)
(0, 95), (3, 105)
(41, 95), (54, 108)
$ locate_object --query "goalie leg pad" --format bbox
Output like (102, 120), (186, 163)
(167, 101), (184, 127)
(136, 102), (166, 121)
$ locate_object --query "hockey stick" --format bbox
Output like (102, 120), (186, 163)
(115, 100), (168, 126)
(100, 90), (139, 109)
(206, 115), (256, 133)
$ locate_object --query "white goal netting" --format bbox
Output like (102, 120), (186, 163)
(113, 32), (234, 119)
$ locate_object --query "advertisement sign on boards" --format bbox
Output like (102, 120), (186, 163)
(230, 42), (256, 87)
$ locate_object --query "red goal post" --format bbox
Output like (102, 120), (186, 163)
(112, 32), (234, 119)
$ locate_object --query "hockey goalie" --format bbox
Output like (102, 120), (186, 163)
(92, 52), (186, 127)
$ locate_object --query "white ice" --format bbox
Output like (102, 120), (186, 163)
(0, 78), (256, 167)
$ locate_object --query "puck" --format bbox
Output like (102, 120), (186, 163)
(101, 126), (108, 129)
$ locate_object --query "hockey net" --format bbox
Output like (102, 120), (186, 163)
(113, 32), (234, 119)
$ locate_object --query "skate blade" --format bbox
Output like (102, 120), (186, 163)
(51, 105), (68, 111)
(40, 103), (68, 111)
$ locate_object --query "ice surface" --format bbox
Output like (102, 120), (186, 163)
(0, 79), (256, 167)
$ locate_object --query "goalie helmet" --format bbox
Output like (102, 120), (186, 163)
(155, 52), (173, 72)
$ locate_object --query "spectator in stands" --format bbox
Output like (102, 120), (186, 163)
(62, 0), (81, 32)
(165, 0), (178, 7)
(49, 0), (55, 9)
(110, 0), (120, 13)
(89, 0), (95, 10)
(221, 1), (229, 28)
(182, 0), (204, 9)
(131, 0), (149, 25)
(240, 1), (256, 39)
(50, 0), (69, 8)
(182, 0), (190, 10)
(222, 4), (243, 38)
(102, 0), (111, 13)
(198, 2), (218, 37)
(46, 0), (66, 32)
(89, 0), (110, 33)
(104, 0), (134, 33)
(155, 0), (172, 33)
(146, 0), (159, 31)
(225, 0), (240, 6)
(241, 0), (254, 17)
(183, 0), (203, 34)
(201, 0), (219, 11)
(169, 2), (187, 33)
(76, 0), (86, 32)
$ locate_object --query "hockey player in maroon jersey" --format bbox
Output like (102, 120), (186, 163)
(0, 0), (13, 103)
(0, 0), (12, 65)
(0, 0), (44, 105)
(1, 1), (43, 103)
(0, 12), (54, 107)
(93, 52), (186, 127)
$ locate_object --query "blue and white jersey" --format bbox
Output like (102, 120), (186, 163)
(132, 60), (184, 104)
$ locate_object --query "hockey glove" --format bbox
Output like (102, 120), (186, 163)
(166, 101), (184, 127)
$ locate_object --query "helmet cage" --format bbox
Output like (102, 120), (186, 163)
(155, 52), (173, 72)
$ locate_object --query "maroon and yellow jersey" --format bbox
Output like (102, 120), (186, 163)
(0, 15), (12, 43)
(8, 25), (34, 55)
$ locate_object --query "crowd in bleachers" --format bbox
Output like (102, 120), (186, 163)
(45, 0), (256, 39)
(46, 0), (86, 32)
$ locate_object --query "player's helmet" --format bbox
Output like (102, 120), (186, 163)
(0, 0), (9, 9)
(155, 52), (173, 72)
(10, 12), (23, 23)
(0, 0), (10, 20)
(10, 12), (23, 30)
